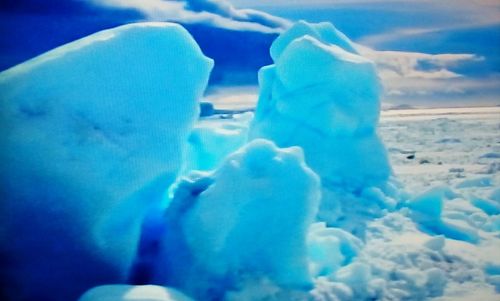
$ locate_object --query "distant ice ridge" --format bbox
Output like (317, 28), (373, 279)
(0, 22), (212, 301)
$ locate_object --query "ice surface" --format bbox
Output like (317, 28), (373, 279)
(79, 285), (194, 301)
(249, 21), (394, 235)
(153, 139), (321, 300)
(0, 22), (212, 301)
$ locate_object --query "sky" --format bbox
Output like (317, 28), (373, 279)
(1, 0), (499, 107)
(227, 0), (500, 107)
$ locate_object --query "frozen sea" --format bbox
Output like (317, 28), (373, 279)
(380, 106), (500, 193)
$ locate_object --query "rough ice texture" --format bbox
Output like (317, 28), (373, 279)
(153, 139), (321, 300)
(0, 22), (212, 301)
(78, 285), (194, 301)
(248, 21), (393, 233)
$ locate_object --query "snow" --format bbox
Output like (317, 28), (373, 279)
(307, 222), (363, 278)
(153, 139), (321, 300)
(0, 22), (212, 301)
(1, 18), (499, 301)
(78, 285), (194, 301)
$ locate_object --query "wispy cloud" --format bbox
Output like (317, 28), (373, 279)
(92, 0), (290, 32)
(93, 0), (500, 106)
(360, 48), (483, 79)
(358, 46), (499, 105)
(231, 0), (500, 45)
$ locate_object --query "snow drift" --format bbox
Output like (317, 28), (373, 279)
(0, 22), (212, 301)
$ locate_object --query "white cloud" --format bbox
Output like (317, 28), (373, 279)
(356, 45), (498, 103)
(360, 48), (482, 79)
(230, 0), (500, 46)
(92, 0), (500, 106)
(92, 0), (290, 32)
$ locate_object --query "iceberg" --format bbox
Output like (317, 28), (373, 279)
(152, 139), (321, 300)
(248, 21), (394, 233)
(0, 22), (212, 301)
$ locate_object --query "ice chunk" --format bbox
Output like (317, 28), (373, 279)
(0, 22), (212, 301)
(154, 139), (321, 300)
(471, 197), (500, 215)
(456, 176), (493, 189)
(249, 22), (392, 231)
(424, 235), (446, 251)
(78, 285), (194, 301)
(408, 187), (479, 243)
(408, 186), (448, 218)
(335, 263), (373, 299)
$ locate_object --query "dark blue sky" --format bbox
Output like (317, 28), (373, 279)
(1, 0), (499, 106)
(233, 0), (500, 106)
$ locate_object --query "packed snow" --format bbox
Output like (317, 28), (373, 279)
(0, 19), (498, 301)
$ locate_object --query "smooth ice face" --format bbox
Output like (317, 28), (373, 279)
(0, 22), (212, 301)
(79, 285), (194, 301)
(154, 139), (321, 300)
(249, 21), (392, 229)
